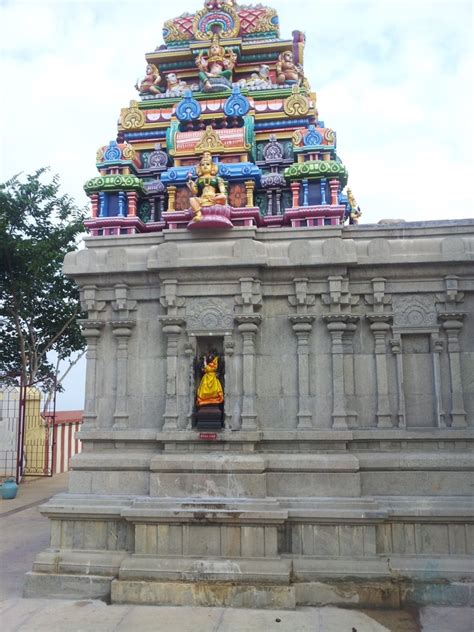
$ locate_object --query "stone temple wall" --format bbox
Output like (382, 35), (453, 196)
(25, 220), (474, 609)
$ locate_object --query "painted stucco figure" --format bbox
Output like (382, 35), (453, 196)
(346, 188), (362, 224)
(187, 152), (227, 221)
(196, 34), (237, 92)
(135, 64), (162, 95)
(276, 50), (305, 86)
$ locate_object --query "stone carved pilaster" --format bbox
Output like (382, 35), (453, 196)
(183, 341), (195, 430)
(342, 315), (360, 428)
(322, 276), (359, 313)
(79, 320), (104, 429)
(431, 334), (446, 428)
(160, 317), (185, 431)
(324, 314), (349, 429)
(111, 320), (135, 429)
(235, 277), (262, 315)
(235, 315), (262, 430)
(224, 336), (238, 430)
(439, 313), (467, 428)
(389, 336), (406, 428)
(289, 315), (315, 429)
(367, 314), (393, 428)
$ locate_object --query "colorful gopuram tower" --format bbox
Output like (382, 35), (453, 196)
(84, 0), (359, 237)
(25, 0), (473, 612)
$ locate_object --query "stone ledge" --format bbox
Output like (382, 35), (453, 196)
(111, 579), (296, 608)
(118, 556), (291, 583)
(23, 572), (112, 601)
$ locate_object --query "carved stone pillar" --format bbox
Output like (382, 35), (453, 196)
(224, 336), (238, 430)
(431, 334), (446, 428)
(289, 315), (314, 429)
(367, 314), (393, 428)
(342, 315), (359, 428)
(328, 179), (339, 205)
(245, 180), (255, 207)
(236, 315), (261, 431)
(167, 186), (177, 212)
(111, 321), (135, 429)
(126, 191), (138, 217)
(324, 315), (348, 429)
(440, 313), (467, 428)
(290, 181), (300, 207)
(390, 336), (406, 428)
(183, 341), (195, 430)
(160, 317), (185, 431)
(79, 320), (104, 429)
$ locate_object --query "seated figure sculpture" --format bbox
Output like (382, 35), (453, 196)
(276, 50), (305, 86)
(187, 152), (227, 221)
(196, 34), (237, 92)
(135, 64), (162, 95)
(165, 72), (188, 97)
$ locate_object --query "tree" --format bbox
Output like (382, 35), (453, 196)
(0, 168), (87, 389)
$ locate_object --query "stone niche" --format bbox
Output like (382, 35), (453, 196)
(24, 220), (474, 609)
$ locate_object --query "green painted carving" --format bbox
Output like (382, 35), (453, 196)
(84, 175), (146, 194)
(284, 160), (348, 185)
(166, 120), (179, 154)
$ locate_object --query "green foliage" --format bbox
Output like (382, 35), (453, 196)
(0, 168), (87, 386)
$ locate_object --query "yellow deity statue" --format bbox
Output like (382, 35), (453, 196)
(187, 152), (227, 221)
(196, 352), (224, 407)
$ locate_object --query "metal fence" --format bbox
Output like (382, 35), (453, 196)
(0, 383), (55, 481)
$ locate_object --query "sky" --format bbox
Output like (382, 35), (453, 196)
(1, 0), (473, 409)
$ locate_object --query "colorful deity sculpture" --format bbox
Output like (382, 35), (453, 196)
(276, 51), (305, 86)
(187, 152), (228, 221)
(135, 64), (162, 95)
(196, 350), (224, 407)
(346, 189), (362, 224)
(196, 34), (237, 92)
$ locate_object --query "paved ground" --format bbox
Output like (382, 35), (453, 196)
(0, 474), (472, 631)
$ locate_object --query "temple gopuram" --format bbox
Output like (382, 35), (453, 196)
(84, 0), (360, 236)
(26, 0), (473, 610)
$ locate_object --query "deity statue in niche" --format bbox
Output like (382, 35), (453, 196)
(196, 34), (237, 92)
(135, 64), (162, 95)
(187, 151), (228, 221)
(345, 188), (362, 224)
(196, 349), (224, 408)
(276, 50), (305, 86)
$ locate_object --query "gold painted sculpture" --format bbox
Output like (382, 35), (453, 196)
(187, 152), (227, 221)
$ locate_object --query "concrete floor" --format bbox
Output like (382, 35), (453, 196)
(0, 474), (472, 631)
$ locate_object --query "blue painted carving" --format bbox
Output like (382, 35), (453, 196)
(303, 125), (323, 146)
(144, 180), (165, 194)
(176, 90), (202, 122)
(118, 192), (127, 217)
(99, 191), (107, 217)
(302, 179), (309, 206)
(161, 162), (260, 184)
(103, 140), (122, 162)
(224, 86), (250, 117)
(320, 178), (327, 205)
